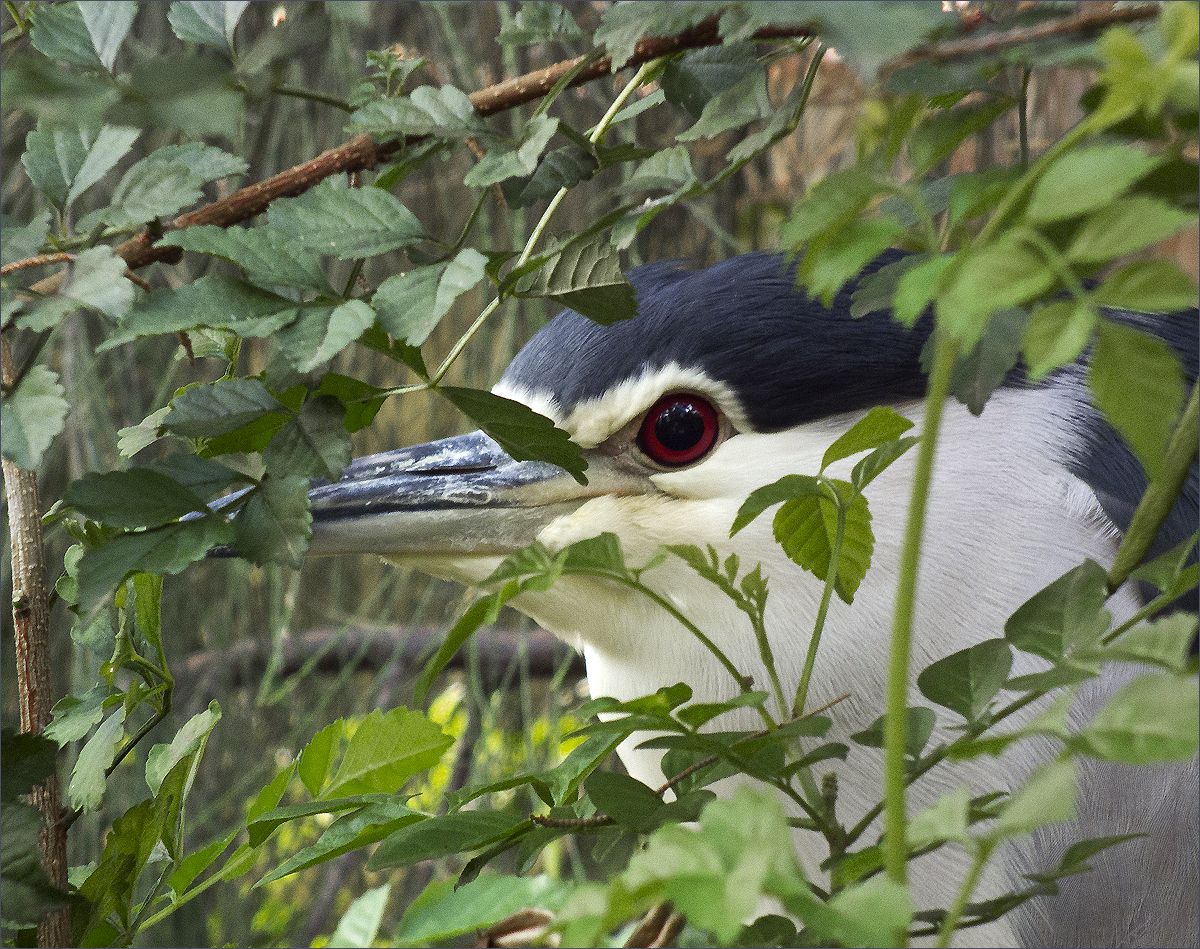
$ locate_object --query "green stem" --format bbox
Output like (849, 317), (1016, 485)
(430, 59), (658, 386)
(137, 844), (257, 934)
(794, 505), (844, 716)
(883, 332), (959, 896)
(1103, 583), (1191, 645)
(936, 844), (992, 948)
(1018, 69), (1031, 169)
(1107, 383), (1199, 590)
(270, 83), (353, 112)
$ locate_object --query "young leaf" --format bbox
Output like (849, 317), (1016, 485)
(158, 224), (334, 295)
(1088, 319), (1185, 480)
(145, 702), (221, 794)
(322, 707), (452, 798)
(936, 236), (1054, 348)
(464, 115), (559, 188)
(662, 45), (759, 118)
(439, 387), (587, 483)
(234, 475), (312, 568)
(503, 146), (599, 208)
(68, 706), (127, 812)
(781, 168), (883, 249)
(851, 706), (936, 761)
(991, 758), (1076, 840)
(263, 395), (351, 481)
(78, 1), (137, 71)
(1093, 260), (1198, 313)
(16, 245), (136, 333)
(395, 874), (569, 947)
(821, 406), (914, 472)
(329, 884), (391, 949)
(948, 306), (1029, 414)
(512, 239), (638, 325)
(893, 254), (952, 327)
(498, 3), (583, 46)
(1004, 559), (1111, 662)
(374, 248), (488, 346)
(907, 787), (971, 850)
(773, 486), (874, 603)
(1026, 144), (1162, 223)
(22, 121), (139, 209)
(1022, 300), (1097, 381)
(347, 85), (485, 140)
(1076, 673), (1199, 764)
(917, 639), (1012, 721)
(266, 177), (427, 260)
(1087, 613), (1198, 672)
(677, 71), (770, 141)
(45, 687), (111, 746)
(165, 377), (286, 438)
(1, 364), (69, 469)
(1065, 196), (1195, 265)
(731, 474), (822, 536)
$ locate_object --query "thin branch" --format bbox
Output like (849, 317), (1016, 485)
(0, 252), (73, 276)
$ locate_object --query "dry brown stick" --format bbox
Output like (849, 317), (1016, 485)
(1, 337), (70, 949)
(0, 252), (73, 277)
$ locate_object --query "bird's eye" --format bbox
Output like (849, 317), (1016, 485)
(637, 394), (719, 467)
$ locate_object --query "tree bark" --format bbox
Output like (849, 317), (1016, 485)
(2, 338), (70, 948)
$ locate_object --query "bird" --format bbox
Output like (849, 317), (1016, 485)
(297, 251), (1198, 948)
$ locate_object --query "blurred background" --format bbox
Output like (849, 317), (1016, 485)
(2, 2), (1196, 945)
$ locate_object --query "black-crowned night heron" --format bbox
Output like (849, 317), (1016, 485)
(301, 252), (1198, 948)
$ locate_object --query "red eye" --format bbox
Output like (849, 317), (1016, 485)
(637, 394), (719, 467)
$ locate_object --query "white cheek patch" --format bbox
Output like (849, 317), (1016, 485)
(493, 362), (751, 448)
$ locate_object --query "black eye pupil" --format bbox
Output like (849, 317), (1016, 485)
(655, 402), (704, 451)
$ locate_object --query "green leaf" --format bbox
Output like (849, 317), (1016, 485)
(774, 486), (874, 603)
(818, 875), (913, 949)
(498, 3), (583, 46)
(17, 245), (136, 332)
(81, 142), (247, 230)
(850, 437), (918, 490)
(395, 874), (568, 947)
(513, 238), (637, 325)
(298, 721), (343, 798)
(1004, 560), (1110, 662)
(234, 475), (311, 568)
(1077, 673), (1199, 764)
(1, 729), (57, 802)
(374, 248), (488, 346)
(586, 772), (664, 832)
(263, 396), (351, 481)
(991, 758), (1076, 839)
(316, 374), (387, 433)
(1066, 196), (1195, 265)
(502, 146), (599, 208)
(370, 810), (525, 868)
(167, 0), (248, 52)
(29, 1), (104, 69)
(322, 707), (452, 798)
(821, 406), (914, 472)
(78, 1), (137, 71)
(731, 474), (822, 536)
(22, 121), (139, 208)
(1, 364), (69, 469)
(158, 224), (334, 295)
(440, 387), (587, 483)
(63, 469), (208, 528)
(145, 703), (221, 794)
(77, 516), (233, 607)
(277, 300), (376, 373)
(907, 787), (970, 850)
(68, 706), (126, 812)
(165, 377), (286, 438)
(917, 639), (1012, 721)
(1, 802), (68, 927)
(45, 687), (110, 746)
(850, 706), (936, 761)
(256, 799), (421, 886)
(937, 236), (1055, 348)
(620, 145), (698, 194)
(849, 254), (925, 320)
(801, 217), (907, 307)
(909, 98), (1014, 176)
(1088, 613), (1198, 672)
(1094, 260), (1197, 313)
(464, 115), (559, 188)
(1022, 300), (1097, 381)
(594, 2), (715, 70)
(893, 254), (951, 327)
(267, 177), (427, 260)
(677, 71), (770, 141)
(145, 453), (245, 497)
(1088, 319), (1185, 480)
(781, 168), (883, 249)
(722, 1), (950, 81)
(949, 306), (1029, 414)
(1, 212), (50, 266)
(329, 884), (390, 949)
(132, 571), (163, 656)
(347, 84), (485, 140)
(1027, 144), (1163, 223)
(168, 832), (236, 898)
(662, 45), (759, 118)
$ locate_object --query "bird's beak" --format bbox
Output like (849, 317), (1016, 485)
(306, 431), (645, 558)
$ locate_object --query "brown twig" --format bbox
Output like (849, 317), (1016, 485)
(1, 337), (70, 948)
(0, 252), (73, 277)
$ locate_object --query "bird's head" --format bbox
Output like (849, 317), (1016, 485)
(307, 252), (930, 655)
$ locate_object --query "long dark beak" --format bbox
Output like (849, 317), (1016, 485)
(306, 431), (647, 557)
